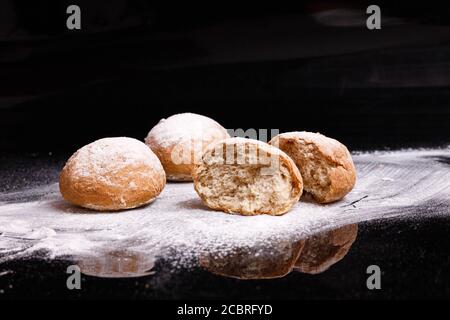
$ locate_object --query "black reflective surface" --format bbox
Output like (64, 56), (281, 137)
(1, 1), (450, 300)
(0, 212), (449, 299)
(0, 151), (449, 299)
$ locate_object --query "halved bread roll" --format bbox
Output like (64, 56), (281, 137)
(193, 137), (303, 216)
(269, 132), (356, 203)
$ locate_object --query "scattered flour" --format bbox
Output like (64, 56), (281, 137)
(0, 148), (449, 272)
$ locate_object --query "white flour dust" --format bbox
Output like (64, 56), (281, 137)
(0, 148), (449, 269)
(145, 113), (228, 148)
(63, 137), (164, 187)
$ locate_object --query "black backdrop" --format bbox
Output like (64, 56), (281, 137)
(1, 0), (450, 303)
(1, 1), (450, 153)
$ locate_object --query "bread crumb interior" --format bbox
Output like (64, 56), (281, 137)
(281, 141), (331, 201)
(196, 164), (294, 215)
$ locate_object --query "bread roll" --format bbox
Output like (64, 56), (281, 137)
(59, 137), (166, 211)
(269, 132), (356, 203)
(295, 224), (358, 274)
(145, 113), (230, 181)
(193, 137), (303, 216)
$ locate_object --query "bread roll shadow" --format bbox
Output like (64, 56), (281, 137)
(177, 197), (211, 211)
(49, 197), (156, 214)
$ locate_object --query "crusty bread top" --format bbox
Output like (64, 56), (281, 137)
(59, 137), (166, 211)
(63, 137), (164, 186)
(145, 112), (229, 150)
(145, 113), (230, 180)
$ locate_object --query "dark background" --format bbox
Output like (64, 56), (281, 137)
(1, 1), (450, 154)
(1, 1), (450, 302)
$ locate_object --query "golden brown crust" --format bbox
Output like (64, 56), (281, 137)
(145, 140), (191, 181)
(145, 113), (230, 181)
(269, 132), (356, 203)
(59, 137), (166, 211)
(193, 137), (303, 216)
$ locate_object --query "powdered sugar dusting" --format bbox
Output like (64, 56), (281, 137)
(145, 113), (228, 148)
(65, 137), (163, 188)
(1, 148), (449, 272)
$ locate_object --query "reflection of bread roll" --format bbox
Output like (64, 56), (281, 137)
(269, 132), (356, 203)
(145, 113), (230, 181)
(200, 240), (305, 279)
(78, 250), (155, 278)
(193, 138), (303, 216)
(59, 137), (166, 211)
(295, 224), (358, 274)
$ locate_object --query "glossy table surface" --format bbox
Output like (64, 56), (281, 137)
(0, 149), (449, 300)
(1, 3), (450, 300)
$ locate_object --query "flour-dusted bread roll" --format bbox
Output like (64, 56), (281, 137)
(60, 137), (166, 211)
(269, 132), (356, 203)
(145, 113), (230, 181)
(295, 224), (358, 274)
(193, 137), (303, 216)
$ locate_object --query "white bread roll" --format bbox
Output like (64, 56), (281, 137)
(270, 132), (356, 203)
(145, 113), (230, 181)
(59, 137), (166, 211)
(193, 137), (303, 216)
